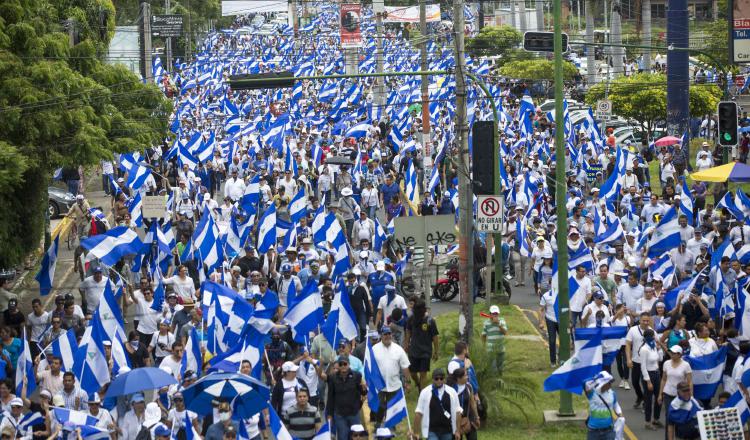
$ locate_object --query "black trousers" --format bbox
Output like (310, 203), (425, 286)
(371, 390), (398, 426)
(615, 349), (629, 381)
(641, 370), (661, 423)
(631, 361), (644, 402)
(545, 318), (559, 364)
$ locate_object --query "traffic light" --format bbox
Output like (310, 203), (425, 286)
(472, 121), (496, 195)
(229, 71), (296, 90)
(718, 101), (738, 146)
(523, 31), (568, 53)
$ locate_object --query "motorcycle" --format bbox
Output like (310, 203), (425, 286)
(433, 261), (459, 302)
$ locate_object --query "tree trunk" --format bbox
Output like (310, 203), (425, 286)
(634, 0), (643, 37)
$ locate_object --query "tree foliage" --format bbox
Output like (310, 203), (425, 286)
(466, 25), (534, 65)
(0, 0), (171, 267)
(585, 73), (722, 136)
(498, 59), (578, 81)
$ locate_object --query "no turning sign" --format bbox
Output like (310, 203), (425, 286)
(477, 195), (504, 232)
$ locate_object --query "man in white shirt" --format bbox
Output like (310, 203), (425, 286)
(670, 242), (695, 276)
(570, 265), (592, 326)
(581, 291), (611, 328)
(641, 195), (665, 226)
(616, 273), (644, 317)
(677, 215), (694, 242)
(625, 313), (653, 408)
(686, 229), (710, 257)
(413, 369), (463, 440)
(79, 266), (108, 314)
(371, 326), (411, 426)
(730, 219), (750, 247)
(223, 170), (246, 202)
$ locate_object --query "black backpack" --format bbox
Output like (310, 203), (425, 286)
(135, 423), (157, 440)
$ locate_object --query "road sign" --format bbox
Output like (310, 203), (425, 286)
(476, 195), (504, 232)
(596, 99), (612, 114)
(142, 195), (167, 219)
(151, 15), (183, 38)
(393, 215), (457, 249)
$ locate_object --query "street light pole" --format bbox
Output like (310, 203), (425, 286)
(553, 0), (574, 417)
(453, 0), (475, 344)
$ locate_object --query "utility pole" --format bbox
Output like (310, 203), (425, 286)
(604, 0), (608, 29)
(139, 1), (153, 83)
(454, 0), (474, 344)
(667, 0), (689, 139)
(585, 0), (595, 85)
(186, 0), (191, 61)
(510, 0), (516, 29)
(165, 0), (172, 72)
(553, 0), (573, 417)
(518, 0), (527, 34)
(420, 0), (433, 303)
(478, 0), (484, 30)
(576, 0), (581, 33)
(611, 1), (623, 77)
(537, 0), (545, 30)
(374, 0), (385, 106)
(643, 0), (652, 72)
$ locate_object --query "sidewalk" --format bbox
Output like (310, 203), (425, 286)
(14, 175), (113, 316)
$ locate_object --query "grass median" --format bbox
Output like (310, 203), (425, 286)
(396, 304), (588, 439)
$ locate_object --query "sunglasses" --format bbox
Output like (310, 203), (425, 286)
(434, 377), (445, 381)
(173, 398), (183, 402)
(338, 362), (349, 366)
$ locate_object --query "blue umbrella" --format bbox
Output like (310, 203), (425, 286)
(104, 367), (178, 398)
(180, 372), (270, 418)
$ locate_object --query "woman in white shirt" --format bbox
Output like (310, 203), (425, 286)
(361, 181), (380, 219)
(639, 329), (663, 430)
(148, 319), (176, 366)
(688, 322), (718, 357)
(162, 265), (196, 303)
(658, 345), (692, 419)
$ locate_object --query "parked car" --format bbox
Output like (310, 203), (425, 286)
(48, 186), (75, 218)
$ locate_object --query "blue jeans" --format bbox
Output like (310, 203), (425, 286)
(67, 179), (80, 196)
(586, 427), (614, 440)
(333, 414), (360, 440)
(367, 205), (377, 219)
(428, 433), (453, 440)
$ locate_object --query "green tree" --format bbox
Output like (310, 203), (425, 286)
(585, 73), (722, 137)
(0, 0), (170, 267)
(467, 25), (523, 57)
(498, 59), (578, 81)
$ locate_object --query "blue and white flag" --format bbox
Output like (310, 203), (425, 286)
(574, 326), (627, 367)
(208, 327), (265, 379)
(543, 332), (603, 394)
(80, 227), (144, 267)
(95, 282), (127, 342)
(193, 206), (223, 274)
(283, 280), (324, 343)
(647, 207), (681, 258)
(15, 328), (36, 396)
(711, 238), (737, 267)
(569, 243), (594, 271)
(53, 407), (101, 428)
(650, 254), (676, 288)
(679, 178), (694, 225)
(128, 192), (143, 227)
(685, 346), (727, 400)
(374, 218), (387, 254)
(126, 163), (151, 191)
(718, 191), (746, 221)
(736, 188), (750, 219)
(364, 335), (385, 412)
(181, 327), (203, 378)
(322, 279), (359, 347)
(383, 388), (408, 429)
(404, 159), (420, 214)
(35, 235), (59, 296)
(256, 203), (277, 253)
(311, 423), (331, 440)
(18, 412), (45, 432)
(240, 175), (260, 214)
(46, 328), (78, 372)
(268, 406), (293, 440)
(73, 316), (110, 394)
(595, 217), (624, 246)
(345, 122), (371, 139)
(289, 186), (307, 223)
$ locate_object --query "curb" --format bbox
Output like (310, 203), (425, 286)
(513, 305), (639, 440)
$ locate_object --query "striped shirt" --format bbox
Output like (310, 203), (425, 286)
(56, 386), (89, 411)
(482, 318), (507, 352)
(282, 403), (320, 440)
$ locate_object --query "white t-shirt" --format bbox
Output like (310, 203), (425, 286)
(662, 360), (692, 396)
(150, 332), (176, 359)
(582, 302), (611, 327)
(136, 298), (161, 334)
(163, 275), (196, 302)
(27, 311), (50, 342)
(570, 276), (592, 313)
(539, 290), (558, 323)
(377, 295), (407, 322)
(372, 341), (410, 392)
(80, 276), (109, 311)
(159, 355), (182, 378)
(625, 325), (650, 363)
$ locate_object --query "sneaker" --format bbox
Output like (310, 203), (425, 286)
(652, 420), (663, 427)
(633, 400), (642, 409)
(623, 381), (631, 390)
(617, 380), (625, 388)
(550, 362), (556, 368)
(645, 423), (657, 431)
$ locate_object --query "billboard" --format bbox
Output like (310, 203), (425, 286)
(340, 3), (362, 48)
(733, 0), (750, 63)
(151, 15), (183, 38)
(383, 5), (441, 23)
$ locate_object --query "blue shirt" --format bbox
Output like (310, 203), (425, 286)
(367, 271), (394, 306)
(380, 182), (400, 205)
(585, 389), (617, 429)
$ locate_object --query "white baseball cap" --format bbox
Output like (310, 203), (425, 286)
(489, 305), (500, 314)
